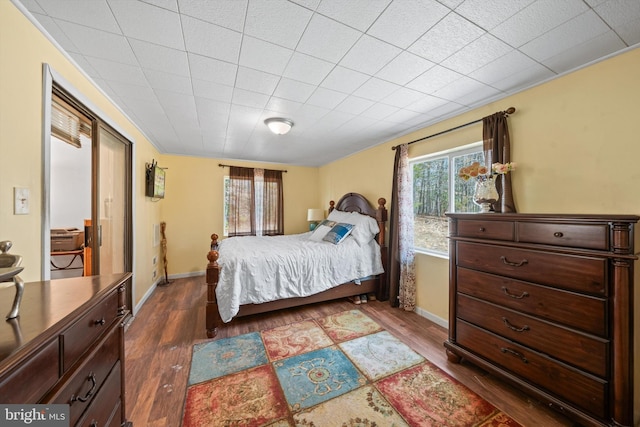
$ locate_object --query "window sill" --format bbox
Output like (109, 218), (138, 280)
(414, 248), (449, 260)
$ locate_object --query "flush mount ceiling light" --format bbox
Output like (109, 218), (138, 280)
(264, 117), (293, 135)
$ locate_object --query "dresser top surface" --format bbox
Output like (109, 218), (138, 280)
(0, 273), (130, 364)
(446, 212), (640, 222)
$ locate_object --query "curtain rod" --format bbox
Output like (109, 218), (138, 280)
(391, 107), (516, 150)
(218, 163), (288, 173)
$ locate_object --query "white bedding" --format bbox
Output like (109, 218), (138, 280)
(215, 232), (384, 322)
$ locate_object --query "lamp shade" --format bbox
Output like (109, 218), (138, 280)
(307, 208), (324, 222)
(264, 117), (293, 135)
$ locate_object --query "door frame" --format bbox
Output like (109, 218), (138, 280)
(42, 64), (136, 311)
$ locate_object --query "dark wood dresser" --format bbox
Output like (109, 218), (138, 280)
(0, 273), (132, 427)
(445, 213), (638, 427)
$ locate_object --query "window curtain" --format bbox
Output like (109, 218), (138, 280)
(483, 112), (517, 213)
(228, 166), (255, 236)
(262, 169), (284, 235)
(388, 144), (417, 311)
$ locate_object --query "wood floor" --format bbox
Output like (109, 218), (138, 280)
(124, 276), (578, 427)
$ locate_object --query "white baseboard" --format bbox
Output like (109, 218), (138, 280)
(415, 306), (449, 329)
(167, 271), (205, 280)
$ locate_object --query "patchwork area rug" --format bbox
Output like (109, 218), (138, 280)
(182, 309), (522, 427)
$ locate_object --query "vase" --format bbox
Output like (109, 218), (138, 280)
(473, 175), (499, 213)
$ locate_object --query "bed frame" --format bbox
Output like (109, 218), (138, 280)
(205, 193), (387, 338)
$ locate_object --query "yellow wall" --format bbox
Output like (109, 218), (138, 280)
(319, 46), (640, 323)
(158, 155), (319, 276)
(0, 2), (162, 307)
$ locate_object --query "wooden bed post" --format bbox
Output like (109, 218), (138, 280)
(205, 234), (222, 338)
(375, 198), (388, 302)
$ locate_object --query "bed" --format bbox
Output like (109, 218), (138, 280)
(204, 192), (388, 338)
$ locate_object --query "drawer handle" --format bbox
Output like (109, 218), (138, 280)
(502, 317), (530, 333)
(553, 232), (564, 238)
(501, 286), (529, 299)
(71, 372), (97, 404)
(500, 256), (528, 267)
(94, 317), (106, 326)
(478, 227), (485, 232)
(500, 347), (528, 363)
(90, 421), (98, 427)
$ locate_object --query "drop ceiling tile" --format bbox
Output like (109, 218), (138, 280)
(439, 0), (464, 7)
(68, 53), (100, 78)
(291, 0), (321, 11)
(427, 101), (467, 119)
(236, 67), (280, 95)
(306, 87), (348, 109)
(406, 65), (463, 94)
(409, 13), (485, 62)
(265, 97), (303, 116)
(361, 103), (399, 120)
(192, 79), (234, 102)
(594, 0), (640, 28)
(107, 80), (157, 102)
(296, 14), (361, 62)
(129, 39), (189, 76)
(30, 14), (80, 54)
(245, 0), (312, 49)
(520, 11), (610, 62)
(491, 0), (589, 47)
(320, 66), (369, 93)
(441, 34), (513, 74)
(489, 61), (555, 92)
(334, 96), (375, 115)
(156, 89), (197, 111)
(541, 30), (626, 74)
(239, 36), (294, 75)
(353, 78), (401, 101)
(56, 20), (138, 65)
(384, 108), (426, 124)
(195, 97), (231, 127)
(38, 0), (120, 33)
(339, 35), (402, 75)
(177, 0), (246, 31)
(405, 94), (450, 113)
(469, 49), (540, 86)
(615, 17), (640, 45)
(367, 0), (449, 49)
(140, 0), (179, 13)
(188, 53), (237, 86)
(232, 88), (270, 109)
(19, 0), (46, 14)
(85, 57), (148, 85)
(455, 0), (536, 30)
(109, 0), (184, 50)
(383, 87), (426, 108)
(316, 0), (391, 31)
(375, 51), (434, 86)
(273, 78), (316, 103)
(283, 52), (334, 85)
(144, 69), (193, 94)
(182, 15), (241, 62)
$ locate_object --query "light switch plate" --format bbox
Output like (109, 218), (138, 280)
(14, 187), (29, 215)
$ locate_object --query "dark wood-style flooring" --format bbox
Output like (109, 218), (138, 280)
(124, 276), (577, 427)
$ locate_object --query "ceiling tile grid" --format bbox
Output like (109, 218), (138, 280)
(17, 0), (640, 166)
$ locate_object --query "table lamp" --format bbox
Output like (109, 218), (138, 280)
(307, 209), (324, 231)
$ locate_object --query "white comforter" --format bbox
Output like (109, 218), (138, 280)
(215, 232), (384, 323)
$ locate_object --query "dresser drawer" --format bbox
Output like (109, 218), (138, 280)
(63, 290), (119, 372)
(456, 320), (607, 420)
(0, 339), (59, 403)
(75, 361), (121, 427)
(51, 325), (120, 426)
(457, 219), (514, 241)
(456, 241), (607, 296)
(457, 294), (607, 377)
(517, 222), (608, 250)
(457, 267), (607, 336)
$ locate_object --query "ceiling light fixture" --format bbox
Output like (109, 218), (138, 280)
(264, 117), (293, 135)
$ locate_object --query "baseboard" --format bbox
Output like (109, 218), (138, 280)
(168, 271), (205, 280)
(133, 277), (161, 314)
(414, 306), (448, 329)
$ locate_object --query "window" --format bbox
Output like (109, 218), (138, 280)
(412, 143), (483, 255)
(223, 167), (284, 237)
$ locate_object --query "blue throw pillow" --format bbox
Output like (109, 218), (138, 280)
(322, 223), (354, 245)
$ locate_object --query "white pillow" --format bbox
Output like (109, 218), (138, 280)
(347, 211), (380, 245)
(327, 209), (352, 223)
(308, 219), (336, 242)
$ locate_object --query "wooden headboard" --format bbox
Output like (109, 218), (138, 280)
(329, 192), (387, 246)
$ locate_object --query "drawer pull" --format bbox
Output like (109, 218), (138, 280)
(501, 286), (529, 299)
(553, 232), (564, 238)
(90, 421), (98, 427)
(500, 256), (528, 267)
(500, 347), (528, 363)
(94, 317), (106, 326)
(70, 372), (97, 404)
(502, 317), (530, 332)
(479, 227), (485, 232)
